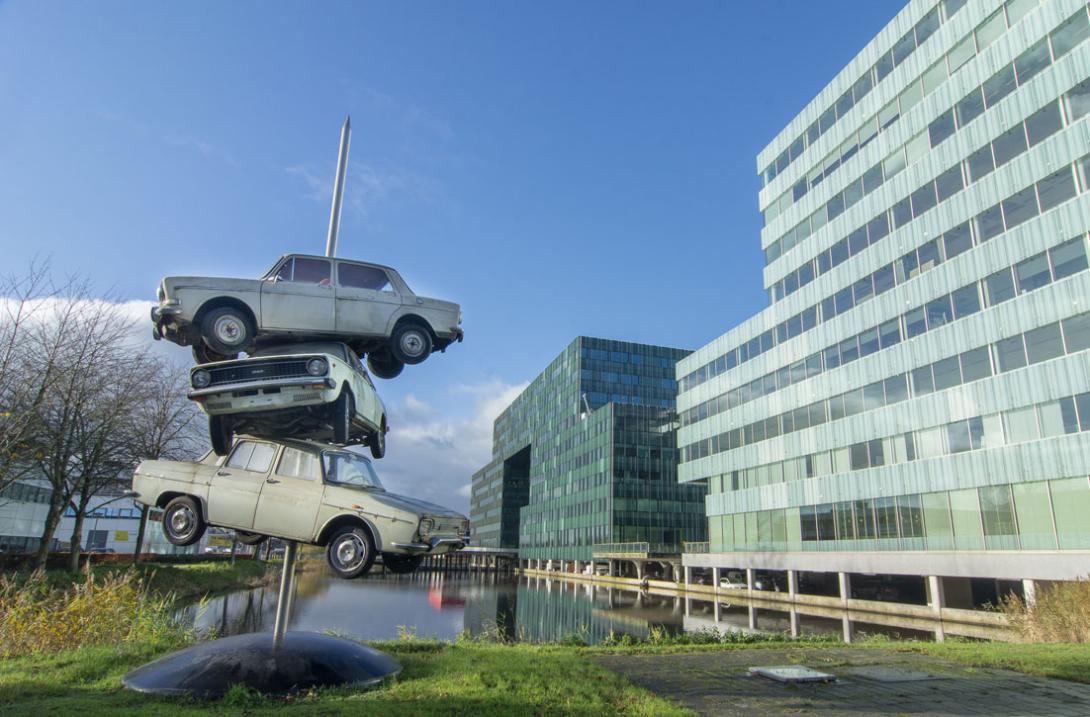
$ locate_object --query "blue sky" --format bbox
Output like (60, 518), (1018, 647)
(0, 1), (905, 509)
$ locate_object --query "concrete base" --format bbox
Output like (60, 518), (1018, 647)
(122, 632), (401, 698)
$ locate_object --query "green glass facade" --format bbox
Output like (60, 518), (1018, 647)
(469, 337), (706, 560)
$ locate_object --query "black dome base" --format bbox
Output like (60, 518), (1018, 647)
(122, 631), (402, 698)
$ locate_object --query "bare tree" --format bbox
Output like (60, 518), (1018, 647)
(0, 261), (66, 494)
(26, 286), (137, 569)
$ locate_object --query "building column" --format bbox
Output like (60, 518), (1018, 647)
(634, 561), (644, 581)
(787, 569), (798, 598)
(789, 608), (800, 638)
(1023, 579), (1037, 609)
(712, 567), (721, 590)
(748, 605), (757, 631)
(684, 566), (692, 587)
(842, 615), (854, 643)
(746, 568), (755, 593)
(838, 572), (851, 604)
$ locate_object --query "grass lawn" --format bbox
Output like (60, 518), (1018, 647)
(0, 639), (692, 716)
(886, 640), (1090, 684)
(9, 558), (282, 602)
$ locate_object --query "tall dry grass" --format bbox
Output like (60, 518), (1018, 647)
(1002, 579), (1090, 642)
(0, 567), (196, 657)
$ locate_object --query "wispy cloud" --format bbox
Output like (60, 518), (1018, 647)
(285, 161), (437, 221)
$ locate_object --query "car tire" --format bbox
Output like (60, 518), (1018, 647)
(209, 415), (233, 456)
(192, 344), (238, 364)
(332, 389), (354, 445)
(390, 323), (432, 366)
(366, 350), (404, 380)
(369, 420), (386, 459)
(162, 496), (206, 546)
(326, 525), (375, 579)
(382, 553), (423, 574)
(201, 306), (253, 356)
(235, 531), (267, 546)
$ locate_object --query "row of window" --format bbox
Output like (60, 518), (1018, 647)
(681, 310), (1090, 464)
(681, 226), (1087, 428)
(711, 477), (1090, 553)
(681, 88), (1090, 395)
(0, 481), (51, 505)
(773, 68), (1090, 306)
(761, 0), (969, 188)
(708, 389), (1090, 495)
(766, 4), (1088, 269)
(764, 0), (1047, 225)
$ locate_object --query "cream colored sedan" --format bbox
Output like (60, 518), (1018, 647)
(131, 437), (469, 578)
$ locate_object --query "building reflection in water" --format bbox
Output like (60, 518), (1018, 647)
(177, 571), (971, 644)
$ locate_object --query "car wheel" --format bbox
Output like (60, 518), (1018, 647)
(162, 496), (206, 546)
(201, 306), (253, 356)
(209, 415), (233, 456)
(382, 553), (423, 574)
(326, 525), (375, 579)
(332, 389), (354, 445)
(369, 420), (386, 459)
(235, 531), (267, 546)
(366, 350), (404, 380)
(390, 323), (432, 366)
(192, 344), (238, 364)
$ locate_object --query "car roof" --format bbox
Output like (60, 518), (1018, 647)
(278, 253), (398, 275)
(250, 342), (352, 360)
(234, 434), (372, 458)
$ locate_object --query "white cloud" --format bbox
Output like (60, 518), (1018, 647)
(286, 161), (437, 221)
(377, 379), (528, 514)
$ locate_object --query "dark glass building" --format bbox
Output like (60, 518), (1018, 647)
(469, 337), (707, 560)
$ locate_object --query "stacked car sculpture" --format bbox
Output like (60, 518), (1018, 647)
(130, 255), (469, 578)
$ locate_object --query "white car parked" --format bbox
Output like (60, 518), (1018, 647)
(188, 342), (387, 457)
(151, 254), (463, 378)
(131, 437), (469, 578)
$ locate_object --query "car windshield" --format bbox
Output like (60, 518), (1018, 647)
(322, 451), (384, 490)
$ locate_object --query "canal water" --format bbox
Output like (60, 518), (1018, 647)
(179, 570), (940, 644)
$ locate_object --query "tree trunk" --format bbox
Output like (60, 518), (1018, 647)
(32, 498), (65, 570)
(68, 509), (86, 572)
(132, 504), (149, 564)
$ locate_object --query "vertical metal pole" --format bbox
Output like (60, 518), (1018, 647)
(272, 540), (299, 644)
(325, 116), (352, 258)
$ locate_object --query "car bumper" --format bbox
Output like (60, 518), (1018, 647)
(189, 377), (336, 409)
(389, 536), (467, 554)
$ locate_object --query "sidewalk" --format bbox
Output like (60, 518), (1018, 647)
(595, 647), (1090, 717)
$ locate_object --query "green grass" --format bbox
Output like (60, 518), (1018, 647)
(882, 639), (1090, 684)
(0, 640), (693, 716)
(9, 559), (279, 602)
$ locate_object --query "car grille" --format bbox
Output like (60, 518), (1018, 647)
(207, 359), (311, 387)
(430, 518), (466, 536)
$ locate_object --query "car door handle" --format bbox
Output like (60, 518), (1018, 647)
(216, 471), (231, 476)
(266, 477), (280, 484)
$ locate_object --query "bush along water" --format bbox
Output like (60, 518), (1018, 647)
(0, 567), (198, 657)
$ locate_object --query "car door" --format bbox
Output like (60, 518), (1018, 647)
(251, 445), (325, 541)
(334, 261), (402, 336)
(346, 348), (379, 427)
(206, 440), (277, 530)
(260, 256), (336, 332)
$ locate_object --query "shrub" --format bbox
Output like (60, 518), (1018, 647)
(1001, 579), (1090, 642)
(0, 567), (196, 657)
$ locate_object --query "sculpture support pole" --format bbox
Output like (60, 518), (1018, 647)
(325, 116), (351, 258)
(272, 540), (299, 644)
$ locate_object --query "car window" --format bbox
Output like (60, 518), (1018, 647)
(277, 447), (321, 480)
(247, 443), (276, 473)
(293, 257), (331, 285)
(226, 442), (256, 470)
(338, 263), (393, 292)
(271, 258), (294, 282)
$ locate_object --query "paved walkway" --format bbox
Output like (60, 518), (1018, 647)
(594, 647), (1090, 717)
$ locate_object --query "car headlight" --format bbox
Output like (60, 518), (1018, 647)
(192, 370), (212, 388)
(418, 517), (435, 537)
(306, 358), (328, 376)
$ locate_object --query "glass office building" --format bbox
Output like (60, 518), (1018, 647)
(469, 337), (706, 560)
(679, 0), (1090, 597)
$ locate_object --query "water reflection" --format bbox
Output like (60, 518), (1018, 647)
(180, 571), (973, 644)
